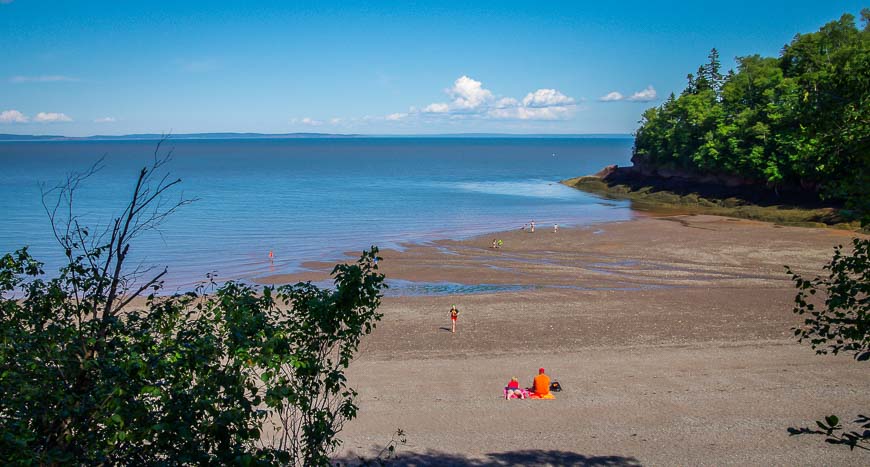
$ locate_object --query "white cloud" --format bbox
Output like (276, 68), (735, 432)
(522, 89), (574, 107)
(94, 117), (116, 123)
(0, 109), (28, 123)
(10, 75), (78, 83)
(385, 112), (407, 121)
(494, 97), (518, 108)
(598, 86), (657, 103)
(628, 85), (657, 102)
(290, 117), (323, 126)
(488, 105), (573, 121)
(34, 112), (73, 123)
(329, 118), (342, 125)
(447, 75), (494, 110)
(423, 102), (449, 113)
(517, 106), (573, 120)
(415, 76), (578, 121)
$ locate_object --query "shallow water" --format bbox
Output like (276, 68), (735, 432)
(0, 137), (634, 289)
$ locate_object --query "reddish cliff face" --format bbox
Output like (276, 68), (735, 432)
(577, 161), (829, 208)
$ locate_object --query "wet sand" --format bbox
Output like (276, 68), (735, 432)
(268, 215), (869, 465)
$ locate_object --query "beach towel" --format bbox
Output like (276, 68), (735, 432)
(528, 393), (556, 399)
(504, 388), (530, 399)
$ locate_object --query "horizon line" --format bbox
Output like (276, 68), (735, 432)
(0, 131), (635, 141)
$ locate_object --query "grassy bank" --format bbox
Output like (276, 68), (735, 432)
(562, 173), (861, 231)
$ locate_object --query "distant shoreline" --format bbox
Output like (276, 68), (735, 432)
(562, 165), (861, 230)
(0, 132), (634, 142)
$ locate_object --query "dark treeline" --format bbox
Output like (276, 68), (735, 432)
(632, 10), (869, 221)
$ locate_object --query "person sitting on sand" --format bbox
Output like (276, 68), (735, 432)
(497, 239), (503, 249)
(491, 239), (498, 249)
(505, 377), (523, 398)
(531, 367), (551, 397)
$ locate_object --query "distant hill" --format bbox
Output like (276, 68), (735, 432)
(379, 133), (634, 139)
(0, 132), (632, 142)
(0, 134), (67, 141)
(0, 132), (359, 141)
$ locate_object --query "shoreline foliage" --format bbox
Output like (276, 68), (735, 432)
(786, 237), (869, 451)
(633, 10), (869, 224)
(0, 154), (386, 465)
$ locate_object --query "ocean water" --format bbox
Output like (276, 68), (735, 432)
(0, 137), (635, 289)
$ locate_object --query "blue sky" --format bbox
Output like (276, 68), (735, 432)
(0, 1), (865, 136)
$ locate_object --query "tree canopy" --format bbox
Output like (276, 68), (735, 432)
(633, 10), (869, 223)
(0, 156), (386, 465)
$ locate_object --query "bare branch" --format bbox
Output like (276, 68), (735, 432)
(114, 267), (168, 313)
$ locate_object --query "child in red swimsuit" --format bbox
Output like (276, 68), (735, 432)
(505, 377), (523, 398)
(450, 305), (459, 333)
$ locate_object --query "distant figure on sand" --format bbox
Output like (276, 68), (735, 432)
(450, 305), (460, 333)
(497, 239), (503, 249)
(530, 221), (535, 233)
(554, 223), (558, 233)
(531, 367), (551, 397)
(505, 377), (523, 399)
(492, 239), (498, 249)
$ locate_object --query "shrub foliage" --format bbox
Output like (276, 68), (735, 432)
(0, 156), (385, 465)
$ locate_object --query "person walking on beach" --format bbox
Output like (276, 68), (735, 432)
(553, 223), (558, 233)
(530, 220), (535, 233)
(449, 305), (460, 333)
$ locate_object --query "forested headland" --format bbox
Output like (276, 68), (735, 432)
(567, 10), (869, 228)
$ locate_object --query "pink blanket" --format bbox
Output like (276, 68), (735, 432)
(503, 388), (530, 399)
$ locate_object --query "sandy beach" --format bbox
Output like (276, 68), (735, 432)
(263, 215), (868, 466)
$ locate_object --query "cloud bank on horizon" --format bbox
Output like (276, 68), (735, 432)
(1, 74), (657, 133)
(0, 109), (73, 123)
(419, 76), (578, 121)
(598, 85), (657, 102)
(291, 75), (596, 128)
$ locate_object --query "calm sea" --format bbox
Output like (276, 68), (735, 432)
(0, 137), (635, 290)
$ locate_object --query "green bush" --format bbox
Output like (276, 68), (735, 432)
(787, 237), (869, 451)
(0, 157), (385, 465)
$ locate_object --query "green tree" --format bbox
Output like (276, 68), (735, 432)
(786, 237), (869, 451)
(788, 237), (869, 360)
(0, 155), (386, 465)
(779, 11), (870, 209)
(633, 11), (869, 224)
(705, 48), (725, 96)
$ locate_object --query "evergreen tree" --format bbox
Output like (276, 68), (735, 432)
(706, 48), (724, 96)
